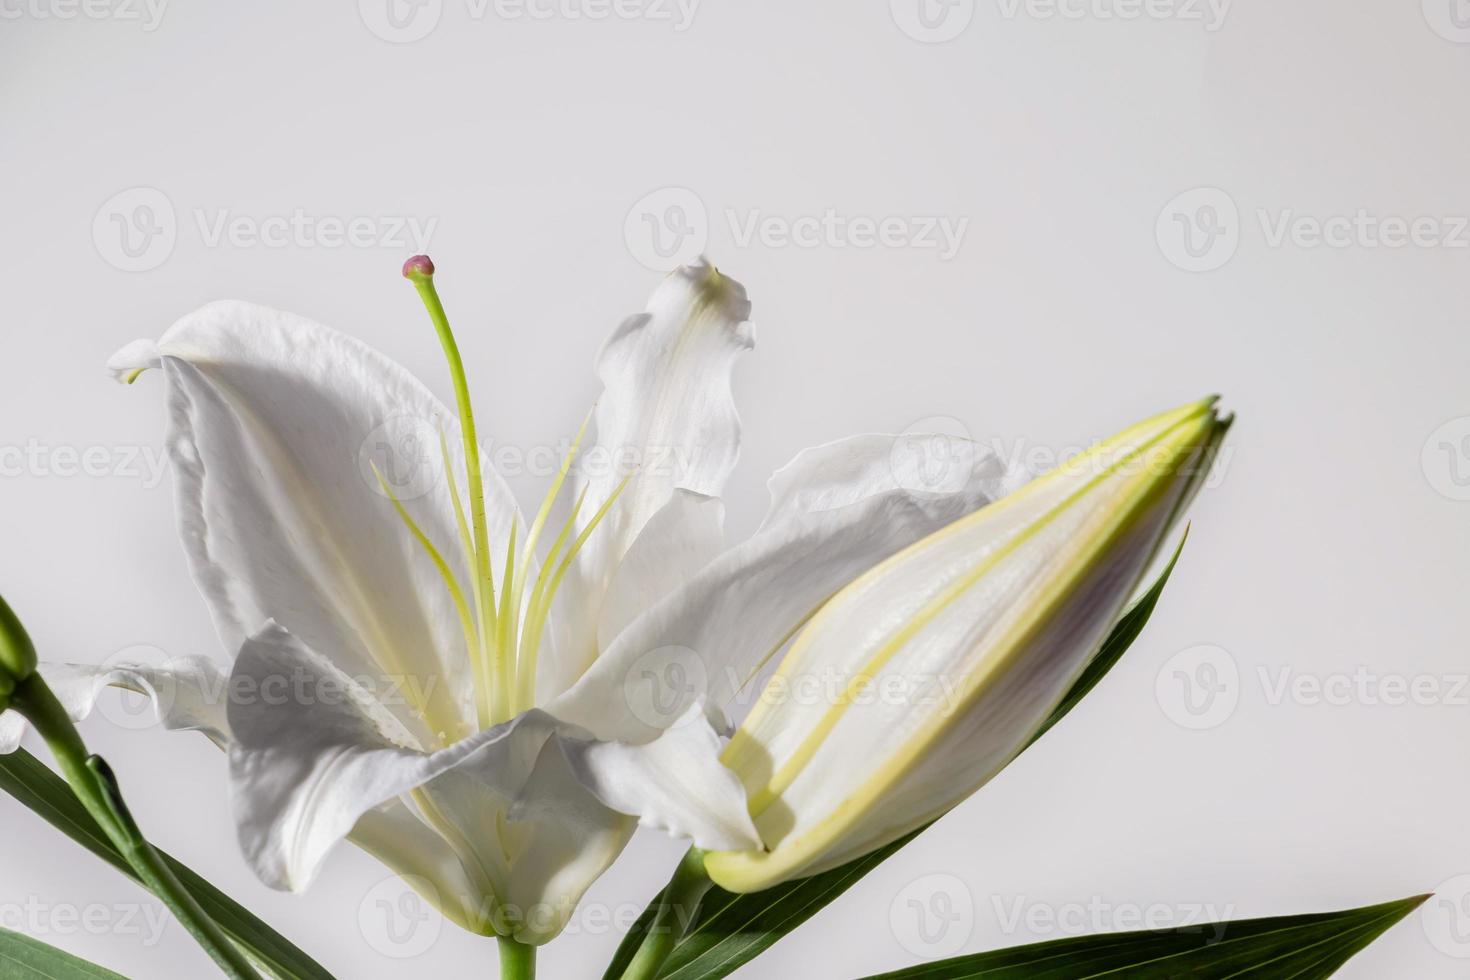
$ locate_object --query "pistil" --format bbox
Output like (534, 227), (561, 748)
(400, 255), (629, 728)
(404, 255), (504, 726)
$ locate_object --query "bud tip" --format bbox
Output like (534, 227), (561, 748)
(0, 594), (37, 683)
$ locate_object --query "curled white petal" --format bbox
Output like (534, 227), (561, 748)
(549, 262), (753, 690)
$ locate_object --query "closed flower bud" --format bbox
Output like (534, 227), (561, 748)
(704, 399), (1229, 892)
(0, 594), (37, 688)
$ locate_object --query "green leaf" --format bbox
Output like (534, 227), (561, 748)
(0, 748), (335, 980)
(0, 925), (127, 979)
(603, 538), (1189, 980)
(860, 894), (1428, 979)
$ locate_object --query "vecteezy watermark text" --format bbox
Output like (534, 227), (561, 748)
(0, 0), (167, 29)
(625, 188), (970, 271)
(93, 187), (438, 272)
(0, 898), (169, 946)
(1157, 187), (1470, 272)
(994, 0), (1230, 30)
(1156, 644), (1470, 730)
(358, 0), (699, 43)
(0, 441), (169, 489)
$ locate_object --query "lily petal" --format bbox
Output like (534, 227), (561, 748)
(594, 490), (725, 657)
(0, 657), (229, 753)
(560, 702), (760, 852)
(550, 262), (753, 688)
(472, 752), (636, 943)
(116, 301), (526, 746)
(763, 431), (1031, 529)
(548, 431), (1025, 742)
(347, 801), (487, 934)
(0, 657), (488, 929)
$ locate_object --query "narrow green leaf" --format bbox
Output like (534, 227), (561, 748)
(0, 748), (334, 980)
(603, 538), (1189, 980)
(860, 894), (1428, 979)
(0, 926), (127, 979)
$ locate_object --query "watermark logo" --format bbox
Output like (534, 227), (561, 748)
(1424, 874), (1470, 957)
(95, 644), (180, 732)
(890, 0), (975, 42)
(1422, 416), (1470, 501)
(890, 873), (975, 957)
(359, 0), (443, 42)
(1159, 189), (1470, 271)
(1423, 0), (1470, 43)
(890, 417), (979, 496)
(1156, 187), (1239, 273)
(359, 875), (443, 958)
(726, 208), (968, 260)
(1155, 644), (1239, 730)
(93, 187), (177, 273)
(360, 416), (447, 502)
(992, 895), (1234, 939)
(625, 187), (970, 269)
(92, 187), (438, 271)
(1157, 649), (1464, 724)
(625, 187), (709, 272)
(360, 0), (698, 41)
(493, 0), (700, 29)
(622, 645), (709, 729)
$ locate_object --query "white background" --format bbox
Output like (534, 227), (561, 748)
(2, 0), (1469, 977)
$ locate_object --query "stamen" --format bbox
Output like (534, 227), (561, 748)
(515, 485), (588, 711)
(370, 462), (480, 719)
(495, 523), (519, 721)
(440, 429), (495, 729)
(515, 477), (632, 702)
(505, 413), (590, 712)
(517, 412), (591, 594)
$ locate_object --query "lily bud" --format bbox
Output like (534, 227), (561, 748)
(704, 398), (1230, 892)
(0, 593), (37, 690)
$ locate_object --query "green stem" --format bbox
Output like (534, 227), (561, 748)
(498, 936), (537, 980)
(11, 674), (262, 980)
(620, 849), (714, 980)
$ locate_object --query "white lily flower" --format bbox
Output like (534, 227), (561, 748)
(701, 398), (1229, 893)
(2, 258), (1027, 944)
